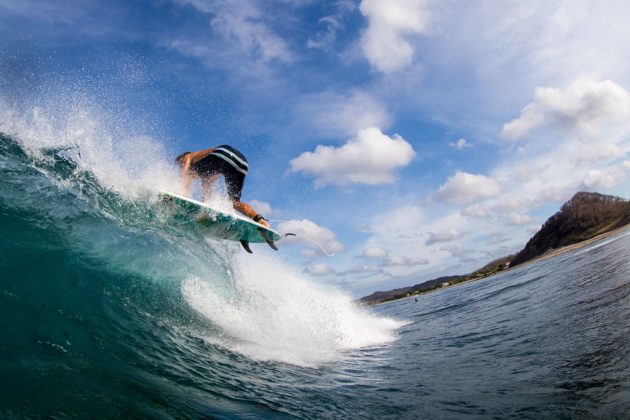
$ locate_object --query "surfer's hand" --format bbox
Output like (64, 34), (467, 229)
(253, 214), (270, 228)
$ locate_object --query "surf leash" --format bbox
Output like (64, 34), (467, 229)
(269, 223), (336, 257)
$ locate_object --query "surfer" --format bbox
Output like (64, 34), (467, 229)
(175, 145), (270, 228)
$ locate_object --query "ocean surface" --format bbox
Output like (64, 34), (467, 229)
(1, 127), (630, 419)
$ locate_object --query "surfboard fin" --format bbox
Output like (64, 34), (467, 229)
(258, 229), (278, 251)
(240, 240), (253, 254)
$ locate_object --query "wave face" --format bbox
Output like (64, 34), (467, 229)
(0, 104), (403, 418)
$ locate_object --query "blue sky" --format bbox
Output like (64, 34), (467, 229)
(2, 0), (630, 297)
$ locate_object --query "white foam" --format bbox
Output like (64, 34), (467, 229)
(182, 252), (406, 367)
(0, 98), (181, 198)
(0, 97), (407, 367)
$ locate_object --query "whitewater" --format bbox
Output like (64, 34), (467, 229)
(0, 100), (404, 416)
(1, 100), (629, 418)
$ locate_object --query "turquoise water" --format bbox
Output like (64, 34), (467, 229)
(1, 130), (629, 418)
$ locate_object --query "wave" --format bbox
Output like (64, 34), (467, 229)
(0, 102), (404, 369)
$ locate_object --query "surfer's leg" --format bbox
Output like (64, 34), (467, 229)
(200, 174), (220, 201)
(224, 171), (244, 203)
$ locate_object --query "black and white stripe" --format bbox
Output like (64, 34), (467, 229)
(212, 146), (249, 175)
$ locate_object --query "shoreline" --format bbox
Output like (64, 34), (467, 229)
(517, 223), (630, 267)
(365, 223), (630, 306)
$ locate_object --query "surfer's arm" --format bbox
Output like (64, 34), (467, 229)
(187, 147), (216, 164)
(178, 148), (216, 196)
(233, 201), (270, 228)
(179, 154), (194, 196)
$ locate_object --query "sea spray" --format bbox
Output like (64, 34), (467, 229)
(0, 99), (405, 370)
(0, 97), (181, 199)
(182, 251), (406, 366)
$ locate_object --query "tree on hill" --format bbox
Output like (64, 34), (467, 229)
(510, 192), (630, 266)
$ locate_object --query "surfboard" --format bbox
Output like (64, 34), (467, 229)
(159, 191), (284, 253)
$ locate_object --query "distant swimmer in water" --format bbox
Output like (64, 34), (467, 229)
(175, 145), (270, 228)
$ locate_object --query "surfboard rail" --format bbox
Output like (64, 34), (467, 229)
(159, 191), (283, 252)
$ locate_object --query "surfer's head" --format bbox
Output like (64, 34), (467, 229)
(175, 152), (191, 167)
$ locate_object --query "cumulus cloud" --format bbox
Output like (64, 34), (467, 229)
(501, 80), (630, 140)
(304, 263), (335, 276)
(436, 171), (502, 204)
(449, 138), (471, 149)
(290, 127), (415, 187)
(276, 219), (344, 256)
(580, 162), (630, 190)
(297, 90), (392, 138)
(359, 0), (432, 73)
(425, 228), (463, 245)
(362, 246), (388, 258)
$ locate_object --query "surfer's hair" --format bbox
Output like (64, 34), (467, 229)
(175, 152), (191, 167)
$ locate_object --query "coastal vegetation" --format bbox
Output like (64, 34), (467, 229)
(509, 192), (630, 266)
(359, 192), (629, 305)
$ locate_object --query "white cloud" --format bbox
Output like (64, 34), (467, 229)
(426, 228), (463, 245)
(449, 138), (471, 149)
(359, 0), (432, 73)
(299, 249), (319, 258)
(501, 80), (630, 140)
(390, 2), (630, 135)
(213, 10), (291, 62)
(509, 214), (533, 225)
(461, 203), (492, 219)
(581, 169), (616, 190)
(276, 219), (344, 256)
(493, 196), (528, 214)
(297, 90), (392, 138)
(439, 244), (462, 256)
(573, 144), (624, 165)
(580, 162), (630, 191)
(290, 127), (415, 187)
(436, 171), (502, 204)
(307, 15), (344, 51)
(304, 263), (335, 276)
(176, 0), (292, 63)
(307, 2), (356, 52)
(362, 246), (388, 258)
(249, 199), (272, 217)
(384, 255), (429, 267)
(500, 104), (545, 140)
(338, 264), (386, 277)
(486, 80), (630, 218)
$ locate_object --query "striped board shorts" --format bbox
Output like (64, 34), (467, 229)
(190, 145), (249, 201)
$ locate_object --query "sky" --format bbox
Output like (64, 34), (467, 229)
(2, 0), (630, 297)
